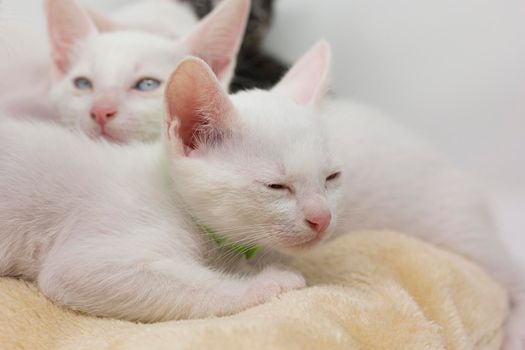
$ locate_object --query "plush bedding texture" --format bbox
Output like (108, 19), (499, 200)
(0, 231), (508, 350)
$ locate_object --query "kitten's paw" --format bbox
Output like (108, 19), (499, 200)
(244, 267), (306, 307)
(503, 308), (525, 350)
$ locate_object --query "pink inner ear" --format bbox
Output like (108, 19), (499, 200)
(273, 40), (332, 105)
(47, 0), (97, 73)
(183, 0), (249, 84)
(170, 83), (208, 150)
(165, 58), (235, 151)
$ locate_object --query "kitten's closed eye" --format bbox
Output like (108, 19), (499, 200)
(73, 77), (93, 90)
(326, 172), (341, 182)
(266, 183), (292, 192)
(133, 78), (162, 92)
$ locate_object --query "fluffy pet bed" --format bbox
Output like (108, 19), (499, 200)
(0, 231), (508, 350)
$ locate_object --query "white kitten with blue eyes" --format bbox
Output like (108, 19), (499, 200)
(0, 0), (248, 143)
(48, 0), (250, 143)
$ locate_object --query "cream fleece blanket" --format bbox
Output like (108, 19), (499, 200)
(0, 231), (508, 350)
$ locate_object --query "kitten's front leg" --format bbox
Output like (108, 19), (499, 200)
(240, 264), (306, 305)
(37, 237), (305, 322)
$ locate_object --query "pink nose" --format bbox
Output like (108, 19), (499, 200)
(90, 104), (117, 126)
(305, 211), (332, 234)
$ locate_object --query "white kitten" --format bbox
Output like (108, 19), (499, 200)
(0, 0), (249, 143)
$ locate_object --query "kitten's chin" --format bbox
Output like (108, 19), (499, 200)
(277, 233), (329, 254)
(100, 133), (124, 144)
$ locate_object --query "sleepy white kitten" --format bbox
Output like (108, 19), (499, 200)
(0, 0), (249, 143)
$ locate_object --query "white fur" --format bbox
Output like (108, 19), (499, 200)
(108, 0), (198, 37)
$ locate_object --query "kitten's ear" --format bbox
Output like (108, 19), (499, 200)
(164, 57), (236, 155)
(85, 7), (117, 32)
(272, 40), (332, 106)
(46, 0), (98, 74)
(182, 0), (250, 88)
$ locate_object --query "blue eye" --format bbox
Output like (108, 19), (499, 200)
(73, 77), (93, 90)
(134, 78), (161, 91)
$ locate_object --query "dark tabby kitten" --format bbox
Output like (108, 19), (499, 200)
(179, 0), (288, 91)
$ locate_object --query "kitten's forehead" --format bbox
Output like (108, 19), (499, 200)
(72, 31), (187, 83)
(233, 91), (322, 138)
(230, 91), (333, 174)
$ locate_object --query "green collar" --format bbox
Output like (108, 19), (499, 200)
(197, 223), (260, 260)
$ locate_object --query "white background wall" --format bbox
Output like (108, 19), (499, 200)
(2, 0), (523, 259)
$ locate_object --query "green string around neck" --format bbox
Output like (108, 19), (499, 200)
(197, 223), (260, 260)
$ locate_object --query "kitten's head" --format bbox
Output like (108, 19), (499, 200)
(165, 41), (342, 253)
(46, 0), (249, 143)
